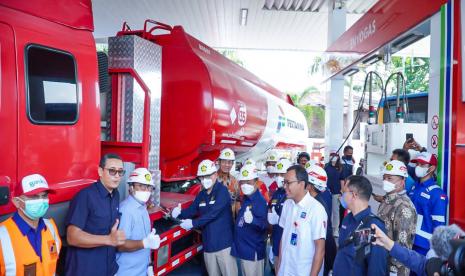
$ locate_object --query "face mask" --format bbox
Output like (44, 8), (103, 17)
(267, 166), (274, 174)
(383, 180), (397, 193)
(339, 193), (348, 209)
(415, 166), (430, 178)
(134, 191), (151, 203)
(344, 155), (352, 160)
(276, 176), (284, 188)
(19, 198), (49, 220)
(241, 184), (255, 195)
(201, 178), (214, 190)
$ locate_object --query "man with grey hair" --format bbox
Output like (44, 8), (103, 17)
(371, 223), (465, 276)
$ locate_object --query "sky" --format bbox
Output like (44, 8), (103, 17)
(232, 49), (323, 95)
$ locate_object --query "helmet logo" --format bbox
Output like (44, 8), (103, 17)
(242, 170), (249, 177)
(145, 173), (151, 182)
(277, 163), (283, 170)
(270, 156), (275, 161)
(225, 152), (231, 157)
(201, 165), (207, 173)
(386, 164), (394, 171)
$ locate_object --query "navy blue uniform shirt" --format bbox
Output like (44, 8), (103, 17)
(12, 212), (46, 260)
(232, 189), (268, 261)
(65, 181), (120, 276)
(267, 187), (287, 257)
(179, 180), (234, 253)
(325, 164), (343, 194)
(333, 207), (388, 276)
(340, 157), (354, 180)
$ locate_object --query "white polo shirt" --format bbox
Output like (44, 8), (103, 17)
(278, 192), (327, 276)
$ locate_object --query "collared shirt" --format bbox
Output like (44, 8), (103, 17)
(231, 189), (267, 261)
(259, 173), (274, 190)
(179, 181), (233, 253)
(408, 178), (448, 251)
(333, 207), (388, 276)
(65, 181), (120, 276)
(325, 164), (343, 194)
(341, 157), (354, 180)
(217, 171), (239, 201)
(268, 188), (287, 257)
(278, 192), (327, 276)
(116, 195), (151, 276)
(378, 191), (417, 276)
(11, 212), (46, 260)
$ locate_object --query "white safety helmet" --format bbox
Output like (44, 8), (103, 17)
(275, 159), (292, 174)
(128, 168), (154, 186)
(382, 160), (409, 178)
(305, 159), (317, 169)
(219, 148), (235, 161)
(197, 159), (217, 177)
(243, 158), (255, 167)
(266, 151), (278, 162)
(238, 164), (258, 181)
(306, 164), (327, 192)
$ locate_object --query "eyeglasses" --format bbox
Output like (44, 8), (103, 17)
(133, 183), (153, 191)
(104, 168), (125, 177)
(283, 180), (299, 187)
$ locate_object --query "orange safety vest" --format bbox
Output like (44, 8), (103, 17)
(0, 217), (61, 276)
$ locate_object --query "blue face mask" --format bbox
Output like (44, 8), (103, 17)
(339, 192), (348, 209)
(19, 198), (49, 220)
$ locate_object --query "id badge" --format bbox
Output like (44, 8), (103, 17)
(290, 233), (298, 246)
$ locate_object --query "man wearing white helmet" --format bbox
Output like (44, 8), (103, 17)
(267, 159), (292, 272)
(116, 168), (160, 276)
(307, 165), (336, 276)
(217, 148), (240, 218)
(377, 160), (417, 276)
(260, 151), (279, 193)
(232, 164), (268, 276)
(171, 159), (237, 276)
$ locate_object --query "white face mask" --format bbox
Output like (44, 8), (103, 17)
(201, 178), (214, 190)
(267, 166), (274, 174)
(134, 191), (151, 203)
(241, 184), (255, 195)
(276, 176), (284, 188)
(382, 180), (397, 193)
(415, 166), (430, 178)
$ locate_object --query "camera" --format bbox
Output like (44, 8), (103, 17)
(353, 227), (376, 248)
(428, 238), (465, 276)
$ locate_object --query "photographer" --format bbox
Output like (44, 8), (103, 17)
(371, 223), (464, 276)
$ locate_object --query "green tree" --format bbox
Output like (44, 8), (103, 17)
(390, 56), (430, 93)
(219, 49), (244, 67)
(290, 87), (325, 138)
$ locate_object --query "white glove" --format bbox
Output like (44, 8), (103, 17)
(267, 207), (279, 225)
(147, 265), (154, 276)
(180, 219), (193, 230)
(142, 228), (161, 249)
(244, 206), (253, 224)
(172, 203), (181, 219)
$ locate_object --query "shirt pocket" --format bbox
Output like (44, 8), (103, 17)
(88, 208), (111, 234)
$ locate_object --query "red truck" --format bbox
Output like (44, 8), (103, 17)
(0, 0), (308, 274)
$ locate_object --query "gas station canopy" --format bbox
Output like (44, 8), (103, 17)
(92, 0), (378, 51)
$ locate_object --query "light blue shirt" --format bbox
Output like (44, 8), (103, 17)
(116, 195), (151, 276)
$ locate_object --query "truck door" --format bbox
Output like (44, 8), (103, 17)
(0, 23), (18, 215)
